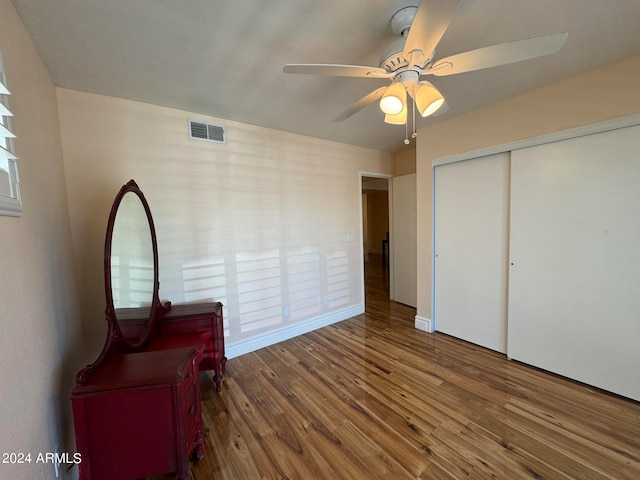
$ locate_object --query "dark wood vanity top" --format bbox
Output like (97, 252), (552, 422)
(72, 347), (197, 394)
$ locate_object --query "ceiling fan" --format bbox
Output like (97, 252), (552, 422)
(283, 0), (567, 141)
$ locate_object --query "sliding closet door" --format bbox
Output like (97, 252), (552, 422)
(433, 153), (510, 353)
(508, 125), (640, 401)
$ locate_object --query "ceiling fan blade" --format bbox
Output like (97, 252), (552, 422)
(283, 64), (391, 78)
(333, 86), (389, 122)
(403, 0), (463, 65)
(429, 32), (568, 76)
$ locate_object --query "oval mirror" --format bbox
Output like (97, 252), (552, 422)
(104, 180), (160, 349)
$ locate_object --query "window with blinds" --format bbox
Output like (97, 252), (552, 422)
(0, 50), (21, 216)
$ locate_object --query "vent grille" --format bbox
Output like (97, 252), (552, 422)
(189, 120), (225, 144)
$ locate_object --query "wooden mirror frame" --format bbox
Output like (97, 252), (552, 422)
(77, 180), (167, 383)
(104, 179), (162, 350)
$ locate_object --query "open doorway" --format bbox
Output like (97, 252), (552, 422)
(361, 174), (392, 306)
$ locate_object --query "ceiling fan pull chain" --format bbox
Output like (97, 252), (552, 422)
(411, 96), (418, 139)
(404, 117), (410, 145)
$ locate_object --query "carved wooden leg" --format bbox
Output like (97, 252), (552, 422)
(193, 427), (205, 461)
(221, 356), (227, 375)
(213, 372), (222, 392)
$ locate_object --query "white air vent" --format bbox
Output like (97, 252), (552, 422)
(189, 120), (225, 144)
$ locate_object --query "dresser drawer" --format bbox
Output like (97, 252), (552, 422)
(181, 357), (197, 385)
(183, 383), (198, 445)
(180, 359), (200, 452)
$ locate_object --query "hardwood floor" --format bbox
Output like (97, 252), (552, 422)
(185, 255), (639, 479)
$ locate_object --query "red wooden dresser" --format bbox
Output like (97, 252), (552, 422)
(150, 302), (226, 391)
(71, 347), (204, 480)
(117, 302), (227, 391)
(71, 180), (227, 478)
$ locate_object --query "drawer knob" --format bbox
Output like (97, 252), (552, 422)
(189, 406), (196, 415)
(187, 372), (193, 379)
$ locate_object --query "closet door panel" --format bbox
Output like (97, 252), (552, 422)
(508, 125), (640, 401)
(434, 153), (510, 353)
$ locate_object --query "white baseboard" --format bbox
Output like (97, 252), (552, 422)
(226, 303), (364, 359)
(414, 315), (434, 333)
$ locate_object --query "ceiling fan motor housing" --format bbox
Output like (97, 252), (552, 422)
(394, 69), (420, 88)
(390, 6), (417, 36)
(379, 38), (433, 73)
(379, 6), (433, 73)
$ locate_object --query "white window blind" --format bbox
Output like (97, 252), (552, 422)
(0, 49), (21, 216)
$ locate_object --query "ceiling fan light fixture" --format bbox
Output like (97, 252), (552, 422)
(422, 97), (445, 117)
(380, 95), (403, 115)
(415, 82), (445, 117)
(380, 82), (406, 115)
(384, 103), (407, 125)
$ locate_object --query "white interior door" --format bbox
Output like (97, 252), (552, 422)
(391, 174), (416, 307)
(508, 125), (640, 401)
(433, 153), (510, 353)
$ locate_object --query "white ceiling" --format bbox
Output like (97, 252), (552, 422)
(11, 0), (640, 153)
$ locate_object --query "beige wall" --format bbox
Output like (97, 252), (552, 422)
(0, 1), (83, 478)
(416, 55), (640, 320)
(56, 88), (394, 357)
(394, 148), (416, 175)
